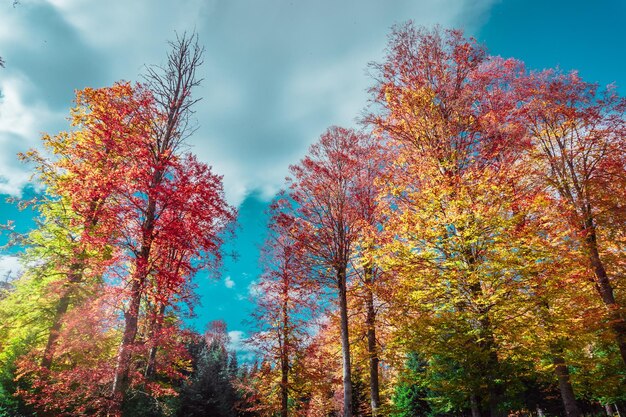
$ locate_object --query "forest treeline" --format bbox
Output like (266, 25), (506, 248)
(1, 23), (626, 417)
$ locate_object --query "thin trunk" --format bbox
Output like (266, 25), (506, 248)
(338, 267), (353, 417)
(280, 351), (289, 417)
(109, 182), (158, 416)
(470, 392), (481, 417)
(364, 265), (380, 416)
(465, 244), (504, 417)
(475, 289), (504, 417)
(472, 313), (503, 417)
(280, 280), (289, 417)
(145, 303), (166, 379)
(486, 346), (505, 417)
(41, 269), (82, 370)
(40, 288), (72, 369)
(553, 355), (582, 417)
(109, 278), (143, 416)
(584, 218), (626, 365)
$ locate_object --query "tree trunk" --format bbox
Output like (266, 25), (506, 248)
(338, 267), (353, 417)
(109, 188), (157, 416)
(40, 288), (72, 370)
(280, 283), (290, 417)
(476, 299), (504, 417)
(41, 269), (83, 370)
(364, 265), (380, 416)
(280, 351), (289, 417)
(584, 218), (626, 366)
(109, 277), (143, 416)
(487, 346), (505, 417)
(145, 303), (166, 378)
(470, 392), (481, 417)
(553, 355), (582, 417)
(465, 246), (504, 417)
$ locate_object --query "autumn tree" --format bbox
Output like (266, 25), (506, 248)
(366, 23), (560, 417)
(0, 33), (235, 416)
(350, 134), (388, 417)
(288, 126), (381, 417)
(30, 82), (152, 372)
(108, 33), (236, 415)
(0, 81), (154, 416)
(517, 69), (626, 366)
(247, 198), (318, 417)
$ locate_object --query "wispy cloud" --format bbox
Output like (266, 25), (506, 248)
(0, 0), (498, 206)
(247, 279), (261, 297)
(0, 255), (22, 280)
(224, 275), (235, 289)
(228, 329), (256, 362)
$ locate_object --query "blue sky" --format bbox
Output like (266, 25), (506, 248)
(1, 0), (625, 353)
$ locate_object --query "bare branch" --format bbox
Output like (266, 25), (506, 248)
(142, 31), (205, 155)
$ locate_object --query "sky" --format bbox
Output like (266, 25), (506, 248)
(1, 0), (625, 355)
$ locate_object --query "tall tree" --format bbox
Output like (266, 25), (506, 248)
(288, 126), (377, 417)
(1, 33), (234, 416)
(518, 70), (626, 365)
(108, 33), (235, 415)
(25, 82), (151, 372)
(366, 24), (546, 417)
(351, 134), (387, 417)
(248, 198), (317, 417)
(0, 82), (154, 416)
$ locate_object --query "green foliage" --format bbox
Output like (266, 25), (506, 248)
(0, 333), (35, 417)
(122, 391), (181, 417)
(391, 353), (433, 417)
(569, 340), (626, 405)
(177, 332), (240, 417)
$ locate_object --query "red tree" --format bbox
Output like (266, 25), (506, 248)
(106, 34), (237, 415)
(518, 69), (626, 366)
(288, 126), (381, 417)
(250, 198), (320, 417)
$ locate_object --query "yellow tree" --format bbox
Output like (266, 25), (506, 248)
(366, 24), (574, 416)
(518, 70), (626, 366)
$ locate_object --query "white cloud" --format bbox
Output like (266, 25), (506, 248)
(0, 74), (58, 196)
(247, 279), (262, 297)
(46, 0), (212, 52)
(227, 329), (257, 361)
(224, 275), (235, 289)
(227, 329), (246, 351)
(0, 0), (499, 206)
(0, 254), (22, 280)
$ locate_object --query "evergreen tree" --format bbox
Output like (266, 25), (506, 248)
(178, 322), (240, 417)
(391, 353), (433, 417)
